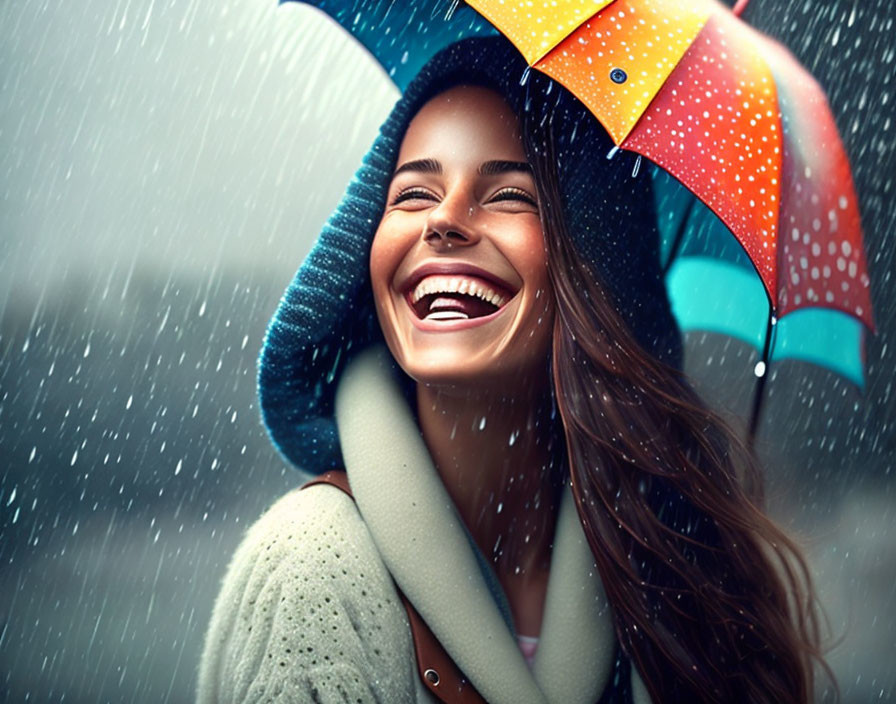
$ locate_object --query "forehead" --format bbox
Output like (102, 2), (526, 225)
(396, 85), (526, 165)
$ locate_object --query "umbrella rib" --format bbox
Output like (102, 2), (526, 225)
(748, 309), (777, 443)
(662, 199), (697, 275)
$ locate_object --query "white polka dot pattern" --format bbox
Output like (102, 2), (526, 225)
(624, 10), (782, 298)
(467, 0), (616, 64)
(759, 33), (872, 325)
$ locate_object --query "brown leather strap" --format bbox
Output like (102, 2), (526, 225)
(303, 469), (353, 495)
(400, 590), (487, 703)
(301, 471), (487, 703)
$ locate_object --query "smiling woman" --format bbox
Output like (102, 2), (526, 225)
(371, 85), (553, 389)
(198, 36), (831, 704)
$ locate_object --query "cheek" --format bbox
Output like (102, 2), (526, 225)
(507, 223), (550, 288)
(369, 228), (398, 301)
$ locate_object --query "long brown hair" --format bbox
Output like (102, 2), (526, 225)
(522, 109), (834, 703)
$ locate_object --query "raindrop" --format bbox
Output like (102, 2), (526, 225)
(632, 155), (642, 177)
(754, 361), (767, 377)
(444, 0), (460, 21)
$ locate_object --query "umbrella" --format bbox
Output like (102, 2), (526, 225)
(286, 0), (874, 437)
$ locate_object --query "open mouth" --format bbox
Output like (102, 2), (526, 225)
(407, 274), (514, 322)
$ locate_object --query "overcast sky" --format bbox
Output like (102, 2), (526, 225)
(1, 1), (397, 310)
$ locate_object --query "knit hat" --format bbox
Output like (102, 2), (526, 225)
(259, 36), (681, 474)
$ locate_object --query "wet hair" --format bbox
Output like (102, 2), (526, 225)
(517, 96), (835, 703)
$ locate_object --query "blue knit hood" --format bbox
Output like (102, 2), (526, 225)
(259, 36), (681, 474)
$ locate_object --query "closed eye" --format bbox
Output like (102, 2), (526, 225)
(391, 187), (438, 206)
(489, 187), (538, 208)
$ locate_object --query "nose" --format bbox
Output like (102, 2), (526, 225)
(422, 190), (480, 249)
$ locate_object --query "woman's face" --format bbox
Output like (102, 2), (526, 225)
(370, 85), (554, 392)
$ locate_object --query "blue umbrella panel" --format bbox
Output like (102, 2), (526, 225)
(285, 0), (497, 88)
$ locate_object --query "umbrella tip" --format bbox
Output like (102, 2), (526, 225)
(732, 0), (751, 17)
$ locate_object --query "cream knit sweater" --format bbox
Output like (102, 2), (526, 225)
(198, 347), (649, 704)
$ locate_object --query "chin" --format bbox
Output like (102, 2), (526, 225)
(388, 340), (552, 397)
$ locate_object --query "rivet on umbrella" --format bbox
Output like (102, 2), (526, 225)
(610, 67), (628, 84)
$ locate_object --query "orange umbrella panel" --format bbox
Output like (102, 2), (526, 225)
(531, 0), (713, 145)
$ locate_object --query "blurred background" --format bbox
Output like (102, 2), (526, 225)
(0, 1), (893, 701)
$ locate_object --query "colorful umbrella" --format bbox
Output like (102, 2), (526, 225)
(286, 0), (874, 434)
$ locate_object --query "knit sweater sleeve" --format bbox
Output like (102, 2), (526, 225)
(197, 484), (417, 704)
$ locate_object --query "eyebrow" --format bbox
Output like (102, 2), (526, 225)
(478, 160), (532, 176)
(391, 159), (532, 177)
(393, 158), (441, 177)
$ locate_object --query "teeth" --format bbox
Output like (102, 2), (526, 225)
(411, 275), (508, 307)
(425, 310), (469, 321)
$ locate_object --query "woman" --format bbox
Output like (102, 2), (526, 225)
(198, 37), (830, 703)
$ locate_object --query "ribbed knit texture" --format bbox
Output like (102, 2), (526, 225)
(258, 37), (681, 474)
